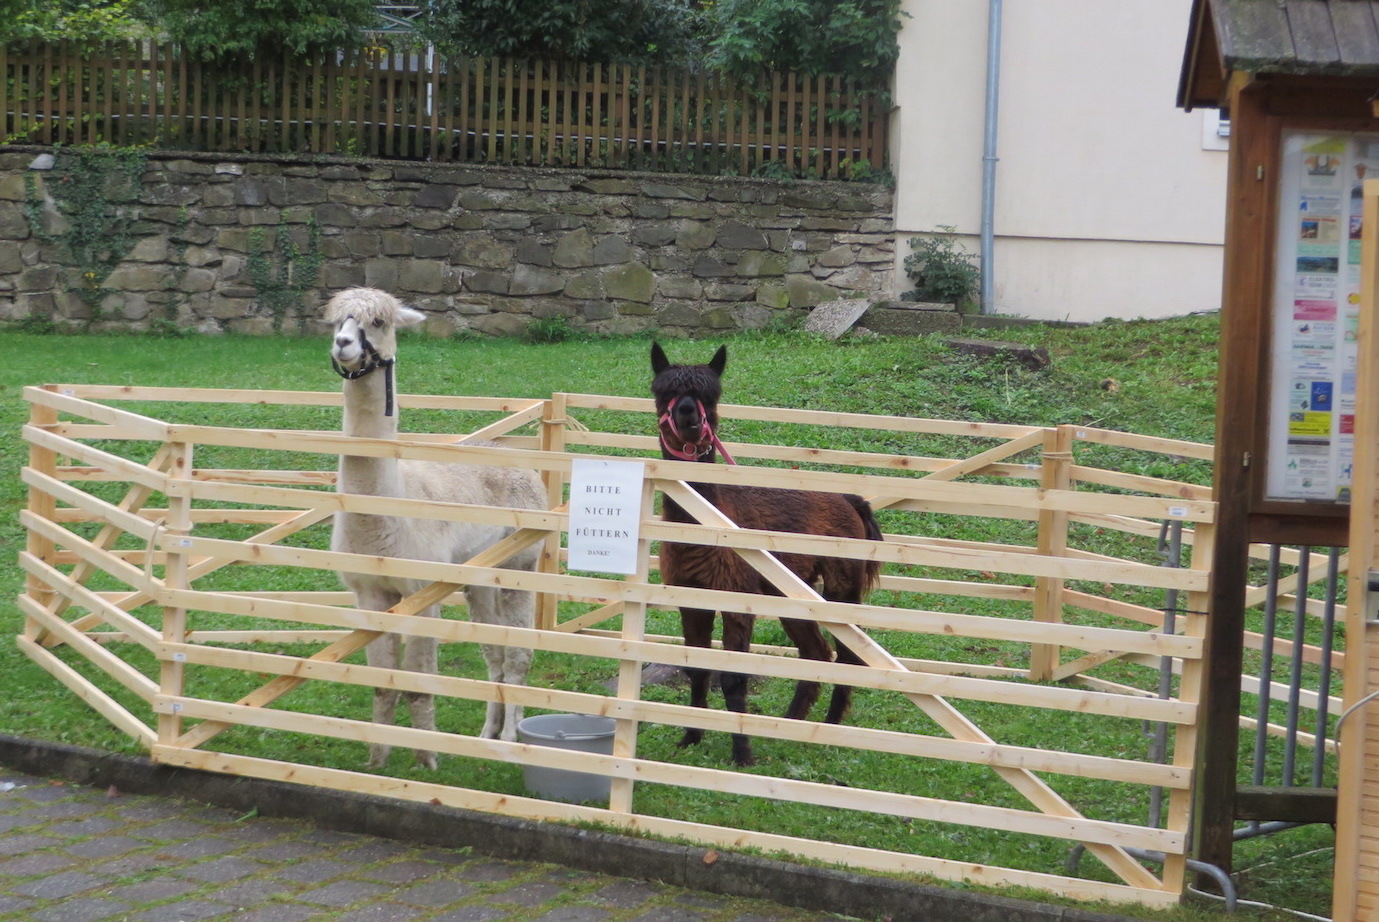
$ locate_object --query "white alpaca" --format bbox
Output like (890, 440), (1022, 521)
(326, 287), (544, 769)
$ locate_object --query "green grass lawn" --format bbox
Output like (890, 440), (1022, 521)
(0, 315), (1337, 920)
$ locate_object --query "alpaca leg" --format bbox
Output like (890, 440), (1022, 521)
(468, 586), (505, 740)
(779, 618), (828, 721)
(364, 628), (401, 770)
(466, 586), (507, 740)
(721, 613), (757, 766)
(824, 640), (864, 724)
(820, 568), (868, 725)
(496, 587), (535, 742)
(677, 608), (715, 751)
(497, 643), (533, 742)
(400, 631), (439, 769)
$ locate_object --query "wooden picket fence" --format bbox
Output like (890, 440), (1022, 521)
(0, 42), (887, 177)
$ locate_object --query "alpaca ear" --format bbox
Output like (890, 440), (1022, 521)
(396, 305), (426, 328)
(709, 345), (727, 377)
(651, 342), (670, 374)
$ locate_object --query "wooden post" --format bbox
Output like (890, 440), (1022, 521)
(537, 395), (568, 631)
(1196, 74), (1278, 878)
(608, 476), (656, 814)
(1332, 179), (1379, 921)
(1162, 519), (1214, 896)
(23, 394), (60, 637)
(1030, 425), (1072, 681)
(156, 441), (194, 752)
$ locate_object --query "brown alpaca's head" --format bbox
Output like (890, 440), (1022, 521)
(650, 343), (727, 460)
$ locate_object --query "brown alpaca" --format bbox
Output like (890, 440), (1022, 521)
(651, 342), (882, 766)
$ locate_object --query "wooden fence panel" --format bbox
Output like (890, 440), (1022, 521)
(11, 380), (1339, 907)
(13, 383), (1269, 910)
(1, 42), (886, 177)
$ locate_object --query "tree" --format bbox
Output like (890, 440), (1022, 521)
(0, 0), (147, 46)
(412, 0), (702, 64)
(140, 0), (380, 61)
(703, 0), (903, 91)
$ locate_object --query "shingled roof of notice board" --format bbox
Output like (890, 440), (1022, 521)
(1178, 0), (1379, 109)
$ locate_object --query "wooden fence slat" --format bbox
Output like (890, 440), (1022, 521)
(355, 47), (372, 157)
(620, 64), (632, 168)
(237, 52), (250, 150)
(534, 57), (546, 166)
(441, 53), (457, 162)
(68, 41), (80, 144)
(482, 56), (495, 162)
(160, 41), (173, 142)
(786, 69), (797, 174)
(397, 49), (410, 159)
(24, 46), (36, 141)
(501, 56), (514, 163)
(462, 54), (476, 161)
(676, 65), (689, 171)
(736, 78), (748, 175)
(590, 62), (603, 167)
(192, 50), (205, 149)
(407, 47), (421, 158)
(40, 41), (53, 144)
(568, 62), (581, 166)
(310, 52), (324, 153)
(58, 40), (72, 145)
(828, 74), (841, 179)
(0, 45), (8, 140)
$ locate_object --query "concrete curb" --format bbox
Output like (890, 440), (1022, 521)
(0, 734), (1153, 922)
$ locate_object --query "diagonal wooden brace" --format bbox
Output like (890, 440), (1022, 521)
(659, 479), (1163, 891)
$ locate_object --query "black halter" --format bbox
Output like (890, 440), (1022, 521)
(331, 326), (396, 417)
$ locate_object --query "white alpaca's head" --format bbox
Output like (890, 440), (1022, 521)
(325, 288), (425, 373)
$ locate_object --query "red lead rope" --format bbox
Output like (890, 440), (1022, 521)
(659, 399), (737, 465)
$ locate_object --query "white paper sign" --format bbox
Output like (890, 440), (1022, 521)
(567, 458), (645, 574)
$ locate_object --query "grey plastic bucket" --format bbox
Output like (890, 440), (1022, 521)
(516, 713), (616, 803)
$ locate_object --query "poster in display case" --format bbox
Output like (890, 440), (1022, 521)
(1264, 130), (1376, 504)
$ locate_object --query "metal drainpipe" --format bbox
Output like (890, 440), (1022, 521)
(980, 0), (1003, 314)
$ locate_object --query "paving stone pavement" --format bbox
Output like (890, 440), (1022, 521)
(0, 768), (857, 922)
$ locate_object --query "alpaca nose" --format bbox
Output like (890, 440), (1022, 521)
(334, 333), (354, 348)
(673, 397), (701, 432)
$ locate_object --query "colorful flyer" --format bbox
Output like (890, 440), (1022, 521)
(1265, 131), (1376, 503)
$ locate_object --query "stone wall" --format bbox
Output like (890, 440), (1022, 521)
(0, 148), (894, 337)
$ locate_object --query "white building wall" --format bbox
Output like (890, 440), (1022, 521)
(890, 0), (1228, 322)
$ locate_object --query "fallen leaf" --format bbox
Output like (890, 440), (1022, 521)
(702, 849), (719, 865)
(429, 798), (442, 806)
(106, 785), (120, 798)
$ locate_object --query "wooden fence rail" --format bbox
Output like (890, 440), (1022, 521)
(14, 383), (1343, 909)
(0, 42), (887, 178)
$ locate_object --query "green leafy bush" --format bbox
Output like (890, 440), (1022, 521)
(0, 0), (147, 46)
(413, 0), (702, 63)
(902, 226), (980, 307)
(524, 315), (574, 344)
(704, 0), (904, 95)
(140, 0), (379, 61)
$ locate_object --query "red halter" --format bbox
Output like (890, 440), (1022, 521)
(659, 398), (736, 465)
